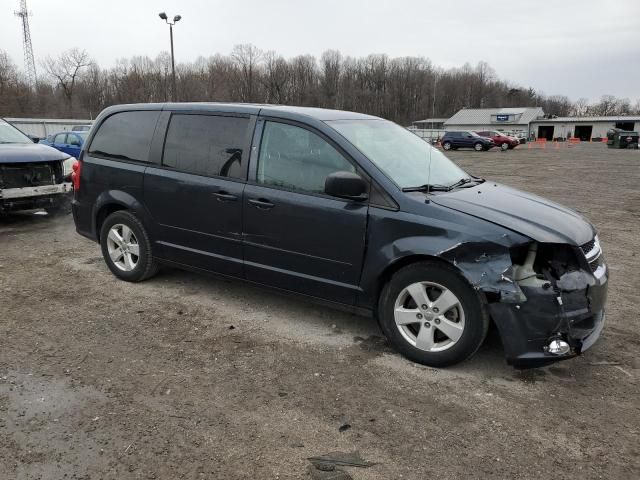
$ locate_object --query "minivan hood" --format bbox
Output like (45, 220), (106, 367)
(0, 143), (70, 164)
(431, 182), (595, 245)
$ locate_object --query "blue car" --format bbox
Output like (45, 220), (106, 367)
(41, 131), (88, 159)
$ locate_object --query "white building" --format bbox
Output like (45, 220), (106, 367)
(529, 116), (640, 141)
(444, 107), (544, 139)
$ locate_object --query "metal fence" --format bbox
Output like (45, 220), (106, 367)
(4, 117), (93, 139)
(407, 127), (447, 143)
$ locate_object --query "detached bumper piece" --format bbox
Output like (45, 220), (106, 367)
(0, 182), (72, 212)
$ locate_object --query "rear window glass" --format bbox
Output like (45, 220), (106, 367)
(162, 114), (249, 180)
(89, 111), (160, 162)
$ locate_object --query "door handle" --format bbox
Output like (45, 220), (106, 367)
(248, 198), (274, 209)
(212, 191), (238, 202)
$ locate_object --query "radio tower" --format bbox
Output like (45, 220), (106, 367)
(15, 0), (37, 88)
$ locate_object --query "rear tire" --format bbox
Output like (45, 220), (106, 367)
(378, 261), (489, 367)
(100, 210), (158, 282)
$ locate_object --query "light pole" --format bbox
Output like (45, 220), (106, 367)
(159, 12), (181, 101)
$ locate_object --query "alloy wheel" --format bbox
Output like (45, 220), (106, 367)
(393, 281), (465, 352)
(106, 224), (140, 272)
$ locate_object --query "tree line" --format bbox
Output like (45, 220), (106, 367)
(1, 46), (638, 125)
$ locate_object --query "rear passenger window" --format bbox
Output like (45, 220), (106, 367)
(162, 114), (249, 180)
(257, 122), (355, 194)
(89, 111), (160, 162)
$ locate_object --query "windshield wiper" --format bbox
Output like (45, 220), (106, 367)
(402, 184), (451, 192)
(447, 178), (473, 190)
(447, 177), (486, 190)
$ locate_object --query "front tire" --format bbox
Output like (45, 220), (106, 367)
(378, 261), (489, 367)
(500, 142), (509, 151)
(100, 210), (158, 282)
(474, 142), (484, 152)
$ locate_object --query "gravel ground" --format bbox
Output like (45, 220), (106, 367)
(1, 143), (639, 479)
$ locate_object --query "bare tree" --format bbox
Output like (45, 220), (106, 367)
(591, 95), (619, 116)
(571, 97), (590, 116)
(320, 50), (342, 108)
(231, 44), (262, 102)
(42, 48), (93, 110)
(262, 51), (290, 104)
(3, 46), (636, 125)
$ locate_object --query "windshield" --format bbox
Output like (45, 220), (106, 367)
(0, 119), (33, 144)
(327, 119), (470, 189)
(77, 132), (88, 141)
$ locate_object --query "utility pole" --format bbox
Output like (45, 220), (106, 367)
(15, 0), (37, 88)
(159, 12), (182, 102)
(431, 72), (438, 130)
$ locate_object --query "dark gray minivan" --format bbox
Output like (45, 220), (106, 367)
(72, 103), (608, 368)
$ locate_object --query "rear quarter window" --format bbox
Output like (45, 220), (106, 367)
(162, 114), (250, 180)
(89, 111), (160, 162)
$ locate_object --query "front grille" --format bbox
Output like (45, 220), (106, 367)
(0, 163), (56, 189)
(589, 255), (604, 273)
(580, 239), (595, 256)
(580, 236), (604, 275)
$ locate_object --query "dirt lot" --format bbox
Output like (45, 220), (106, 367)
(1, 143), (639, 479)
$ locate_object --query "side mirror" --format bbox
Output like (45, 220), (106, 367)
(324, 171), (368, 201)
(28, 134), (40, 143)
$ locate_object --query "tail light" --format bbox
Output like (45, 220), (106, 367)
(71, 160), (82, 191)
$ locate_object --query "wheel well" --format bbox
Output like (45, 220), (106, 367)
(95, 204), (128, 242)
(375, 255), (456, 308)
(375, 253), (492, 318)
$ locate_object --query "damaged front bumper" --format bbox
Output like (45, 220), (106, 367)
(0, 182), (72, 212)
(489, 270), (607, 368)
(442, 236), (608, 368)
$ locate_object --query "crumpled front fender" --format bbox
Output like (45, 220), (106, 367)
(438, 240), (526, 303)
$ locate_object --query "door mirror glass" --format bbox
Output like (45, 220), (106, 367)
(324, 171), (368, 201)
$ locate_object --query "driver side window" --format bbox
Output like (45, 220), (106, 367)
(257, 122), (355, 194)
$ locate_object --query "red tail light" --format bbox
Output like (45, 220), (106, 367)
(71, 160), (82, 191)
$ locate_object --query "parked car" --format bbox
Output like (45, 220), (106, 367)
(475, 130), (520, 150)
(72, 104), (608, 368)
(441, 131), (495, 151)
(0, 118), (74, 215)
(41, 131), (88, 159)
(72, 125), (92, 132)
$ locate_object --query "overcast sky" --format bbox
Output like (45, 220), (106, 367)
(2, 0), (638, 102)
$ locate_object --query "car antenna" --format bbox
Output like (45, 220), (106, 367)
(425, 133), (433, 202)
